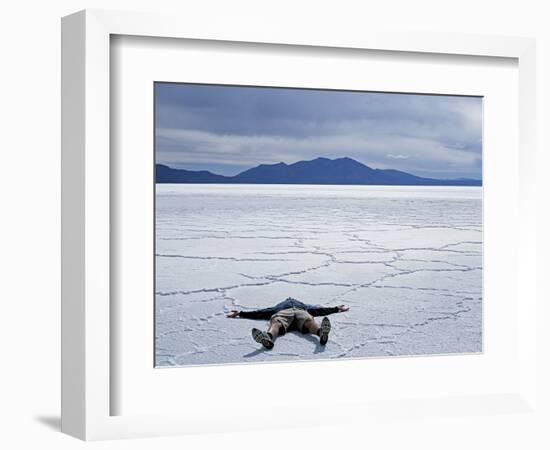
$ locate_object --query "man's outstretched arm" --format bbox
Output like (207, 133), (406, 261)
(308, 304), (349, 317)
(226, 307), (277, 320)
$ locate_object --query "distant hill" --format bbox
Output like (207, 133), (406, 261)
(156, 164), (228, 183)
(156, 157), (482, 186)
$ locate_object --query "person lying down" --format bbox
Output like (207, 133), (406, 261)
(226, 297), (349, 349)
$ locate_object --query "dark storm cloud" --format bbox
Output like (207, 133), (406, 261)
(155, 83), (482, 179)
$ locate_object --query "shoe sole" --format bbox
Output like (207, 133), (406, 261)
(251, 328), (274, 349)
(319, 317), (331, 345)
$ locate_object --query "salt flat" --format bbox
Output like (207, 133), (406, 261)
(155, 184), (482, 367)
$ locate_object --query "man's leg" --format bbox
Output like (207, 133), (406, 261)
(267, 310), (292, 339)
(267, 320), (283, 339)
(302, 318), (320, 335)
(302, 317), (331, 345)
(251, 312), (291, 349)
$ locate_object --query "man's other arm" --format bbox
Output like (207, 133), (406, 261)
(226, 307), (278, 320)
(307, 304), (349, 317)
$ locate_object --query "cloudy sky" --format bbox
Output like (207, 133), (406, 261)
(155, 83), (482, 180)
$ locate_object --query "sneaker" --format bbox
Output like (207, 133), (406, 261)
(251, 328), (274, 349)
(319, 317), (331, 346)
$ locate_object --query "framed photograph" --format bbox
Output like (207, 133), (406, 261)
(153, 82), (484, 367)
(61, 9), (537, 440)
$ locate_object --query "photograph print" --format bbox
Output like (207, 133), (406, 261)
(154, 83), (482, 367)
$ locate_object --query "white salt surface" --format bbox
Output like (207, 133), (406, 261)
(155, 184), (482, 366)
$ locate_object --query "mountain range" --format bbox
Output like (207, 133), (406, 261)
(156, 157), (481, 186)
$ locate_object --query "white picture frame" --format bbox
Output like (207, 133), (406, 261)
(61, 9), (537, 441)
